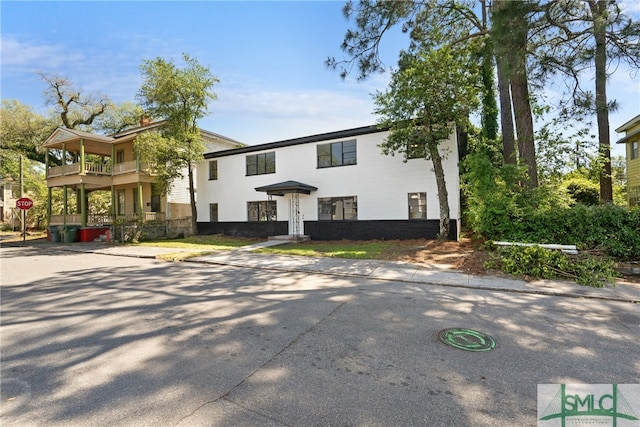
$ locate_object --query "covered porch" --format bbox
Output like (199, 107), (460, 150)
(254, 180), (317, 239)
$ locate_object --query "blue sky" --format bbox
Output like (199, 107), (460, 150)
(1, 1), (638, 158)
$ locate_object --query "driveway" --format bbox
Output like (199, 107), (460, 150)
(1, 246), (638, 426)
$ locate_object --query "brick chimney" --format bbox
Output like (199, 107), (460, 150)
(140, 115), (153, 127)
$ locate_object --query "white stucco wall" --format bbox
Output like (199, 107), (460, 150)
(196, 128), (460, 231)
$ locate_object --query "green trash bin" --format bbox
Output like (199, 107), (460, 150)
(63, 226), (78, 243)
(50, 226), (60, 243)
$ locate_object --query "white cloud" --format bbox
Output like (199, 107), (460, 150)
(0, 36), (85, 74)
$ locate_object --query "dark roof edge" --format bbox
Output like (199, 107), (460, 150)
(615, 127), (640, 144)
(205, 124), (387, 159)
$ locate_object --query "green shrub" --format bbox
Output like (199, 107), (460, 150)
(486, 245), (618, 288)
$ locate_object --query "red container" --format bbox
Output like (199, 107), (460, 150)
(78, 227), (110, 242)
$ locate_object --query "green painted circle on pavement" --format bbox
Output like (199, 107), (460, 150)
(438, 328), (496, 352)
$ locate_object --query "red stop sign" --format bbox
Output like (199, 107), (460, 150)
(16, 197), (34, 210)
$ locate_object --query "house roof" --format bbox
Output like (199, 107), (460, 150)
(615, 128), (640, 145)
(43, 122), (244, 154)
(43, 127), (116, 156)
(615, 114), (640, 133)
(255, 180), (318, 196)
(205, 125), (386, 159)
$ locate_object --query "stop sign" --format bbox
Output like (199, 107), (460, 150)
(16, 197), (34, 210)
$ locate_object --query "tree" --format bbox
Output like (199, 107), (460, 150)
(328, 0), (539, 188)
(136, 53), (219, 235)
(0, 99), (58, 165)
(536, 0), (640, 202)
(374, 46), (480, 238)
(40, 73), (110, 131)
(92, 102), (144, 135)
(490, 0), (538, 186)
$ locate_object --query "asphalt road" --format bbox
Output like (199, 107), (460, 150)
(1, 246), (638, 426)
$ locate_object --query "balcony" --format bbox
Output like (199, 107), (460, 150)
(49, 212), (166, 226)
(47, 161), (153, 178)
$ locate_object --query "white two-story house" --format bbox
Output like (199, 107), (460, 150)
(196, 125), (461, 241)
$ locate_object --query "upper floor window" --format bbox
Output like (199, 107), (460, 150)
(408, 192), (427, 219)
(632, 140), (639, 160)
(246, 152), (275, 176)
(116, 149), (125, 164)
(209, 160), (218, 180)
(317, 140), (357, 168)
(318, 196), (358, 220)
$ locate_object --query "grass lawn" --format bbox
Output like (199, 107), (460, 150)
(137, 236), (395, 260)
(256, 240), (391, 260)
(133, 234), (262, 251)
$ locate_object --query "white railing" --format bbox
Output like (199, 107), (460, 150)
(113, 161), (138, 175)
(48, 161), (153, 177)
(49, 214), (83, 225)
(85, 162), (112, 175)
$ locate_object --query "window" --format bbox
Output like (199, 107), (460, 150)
(248, 200), (277, 221)
(318, 196), (357, 220)
(151, 195), (161, 213)
(246, 152), (275, 176)
(117, 190), (125, 216)
(116, 149), (125, 164)
(630, 186), (640, 207)
(209, 160), (218, 180)
(209, 203), (219, 222)
(408, 192), (427, 219)
(407, 142), (426, 160)
(632, 140), (639, 160)
(317, 140), (357, 168)
(133, 188), (140, 215)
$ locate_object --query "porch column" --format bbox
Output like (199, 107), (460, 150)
(63, 185), (68, 227)
(62, 143), (66, 175)
(47, 187), (52, 223)
(80, 183), (87, 227)
(111, 185), (116, 221)
(111, 144), (115, 175)
(46, 150), (51, 224)
(80, 139), (85, 175)
(138, 182), (144, 221)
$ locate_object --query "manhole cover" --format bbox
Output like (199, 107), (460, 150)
(437, 328), (496, 352)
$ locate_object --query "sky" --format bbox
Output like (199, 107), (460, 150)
(2, 0), (639, 158)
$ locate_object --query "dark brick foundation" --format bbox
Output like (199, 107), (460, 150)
(197, 221), (288, 238)
(198, 219), (457, 240)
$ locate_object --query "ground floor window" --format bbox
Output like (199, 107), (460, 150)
(630, 186), (640, 207)
(133, 188), (140, 215)
(248, 200), (276, 221)
(210, 203), (218, 222)
(408, 192), (427, 219)
(318, 196), (357, 220)
(117, 190), (125, 216)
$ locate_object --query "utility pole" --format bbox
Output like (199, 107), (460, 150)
(20, 154), (26, 243)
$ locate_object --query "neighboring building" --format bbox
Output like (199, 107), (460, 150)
(615, 114), (640, 207)
(0, 180), (20, 229)
(196, 125), (461, 241)
(43, 121), (243, 237)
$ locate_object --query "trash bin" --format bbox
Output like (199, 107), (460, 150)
(50, 226), (60, 243)
(63, 226), (78, 243)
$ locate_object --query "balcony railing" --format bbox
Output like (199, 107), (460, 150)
(47, 161), (154, 178)
(49, 212), (165, 226)
(85, 162), (112, 175)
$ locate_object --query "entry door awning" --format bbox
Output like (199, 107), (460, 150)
(255, 180), (318, 196)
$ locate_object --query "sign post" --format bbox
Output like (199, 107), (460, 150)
(16, 197), (33, 246)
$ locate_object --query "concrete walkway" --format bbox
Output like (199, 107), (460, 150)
(28, 239), (640, 303)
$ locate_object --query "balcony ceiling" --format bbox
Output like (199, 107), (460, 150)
(43, 127), (115, 156)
